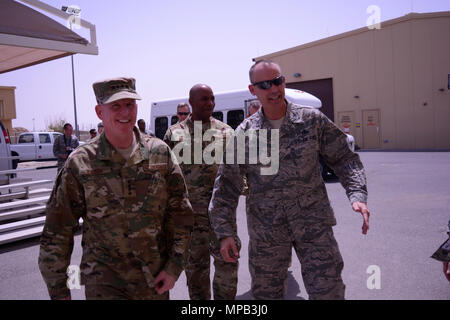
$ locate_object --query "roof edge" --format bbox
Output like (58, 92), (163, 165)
(253, 11), (450, 60)
(0, 33), (98, 55)
(0, 52), (71, 75)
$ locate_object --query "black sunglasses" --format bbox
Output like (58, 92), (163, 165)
(178, 112), (190, 116)
(252, 75), (285, 90)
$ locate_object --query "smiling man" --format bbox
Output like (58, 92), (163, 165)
(209, 60), (370, 300)
(39, 77), (194, 300)
(163, 84), (238, 300)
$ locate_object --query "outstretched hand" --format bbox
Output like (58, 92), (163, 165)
(352, 202), (370, 235)
(220, 237), (240, 263)
(443, 262), (450, 282)
(154, 270), (176, 295)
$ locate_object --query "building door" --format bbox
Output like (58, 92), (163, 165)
(287, 78), (334, 121)
(362, 109), (381, 149)
(337, 111), (355, 135)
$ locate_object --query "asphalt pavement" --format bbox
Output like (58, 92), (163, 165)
(0, 152), (449, 300)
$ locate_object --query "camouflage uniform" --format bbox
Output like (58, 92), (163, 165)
(431, 219), (450, 262)
(39, 128), (194, 300)
(53, 134), (79, 171)
(164, 115), (240, 300)
(209, 102), (368, 300)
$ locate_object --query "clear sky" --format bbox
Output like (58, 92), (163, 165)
(1, 0), (449, 132)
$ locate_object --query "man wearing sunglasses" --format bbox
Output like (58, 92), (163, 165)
(209, 60), (370, 300)
(163, 84), (238, 300)
(176, 103), (191, 123)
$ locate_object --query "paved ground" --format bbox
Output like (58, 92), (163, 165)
(0, 152), (449, 300)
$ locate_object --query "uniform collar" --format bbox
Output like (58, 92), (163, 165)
(185, 114), (216, 132)
(251, 100), (300, 138)
(97, 127), (147, 164)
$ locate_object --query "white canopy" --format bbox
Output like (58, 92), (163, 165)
(0, 0), (98, 74)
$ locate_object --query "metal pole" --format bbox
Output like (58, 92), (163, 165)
(71, 52), (79, 139)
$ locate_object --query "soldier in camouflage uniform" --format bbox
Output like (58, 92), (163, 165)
(164, 84), (239, 300)
(431, 218), (450, 281)
(39, 77), (194, 300)
(209, 60), (370, 300)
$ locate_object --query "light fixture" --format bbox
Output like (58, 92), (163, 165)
(294, 73), (302, 78)
(354, 95), (360, 99)
(61, 6), (81, 15)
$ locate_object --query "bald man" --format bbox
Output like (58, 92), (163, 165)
(163, 84), (239, 300)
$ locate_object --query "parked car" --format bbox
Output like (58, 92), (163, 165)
(10, 132), (63, 162)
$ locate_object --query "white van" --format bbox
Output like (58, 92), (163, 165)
(150, 88), (322, 139)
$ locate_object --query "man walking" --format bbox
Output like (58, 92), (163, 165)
(209, 60), (370, 300)
(39, 77), (194, 300)
(164, 84), (239, 300)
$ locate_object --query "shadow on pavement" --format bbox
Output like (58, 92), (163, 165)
(0, 236), (41, 254)
(236, 271), (305, 300)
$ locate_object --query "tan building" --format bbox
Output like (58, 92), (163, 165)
(254, 11), (450, 150)
(0, 86), (17, 135)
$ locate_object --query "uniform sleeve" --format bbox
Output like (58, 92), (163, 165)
(318, 113), (368, 204)
(53, 137), (62, 158)
(162, 128), (173, 149)
(162, 148), (194, 278)
(431, 238), (450, 262)
(208, 131), (245, 240)
(73, 137), (79, 149)
(431, 219), (450, 262)
(38, 164), (85, 299)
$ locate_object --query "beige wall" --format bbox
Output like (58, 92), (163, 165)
(261, 13), (450, 149)
(0, 86), (17, 135)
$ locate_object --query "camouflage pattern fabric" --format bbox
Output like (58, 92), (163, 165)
(164, 115), (239, 300)
(39, 128), (194, 300)
(209, 101), (368, 300)
(53, 134), (79, 171)
(431, 219), (450, 262)
(85, 283), (169, 300)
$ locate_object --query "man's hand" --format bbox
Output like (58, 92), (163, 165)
(220, 237), (240, 263)
(352, 201), (370, 235)
(443, 262), (450, 282)
(154, 270), (176, 295)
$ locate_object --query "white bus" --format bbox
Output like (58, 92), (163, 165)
(149, 88), (322, 140)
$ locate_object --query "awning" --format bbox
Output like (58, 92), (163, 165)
(0, 0), (98, 74)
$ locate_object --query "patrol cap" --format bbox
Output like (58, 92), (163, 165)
(93, 77), (142, 105)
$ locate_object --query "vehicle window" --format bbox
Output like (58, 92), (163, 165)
(155, 117), (168, 140)
(212, 112), (223, 122)
(39, 134), (51, 144)
(53, 133), (62, 140)
(18, 134), (34, 143)
(227, 110), (245, 129)
(171, 116), (178, 125)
